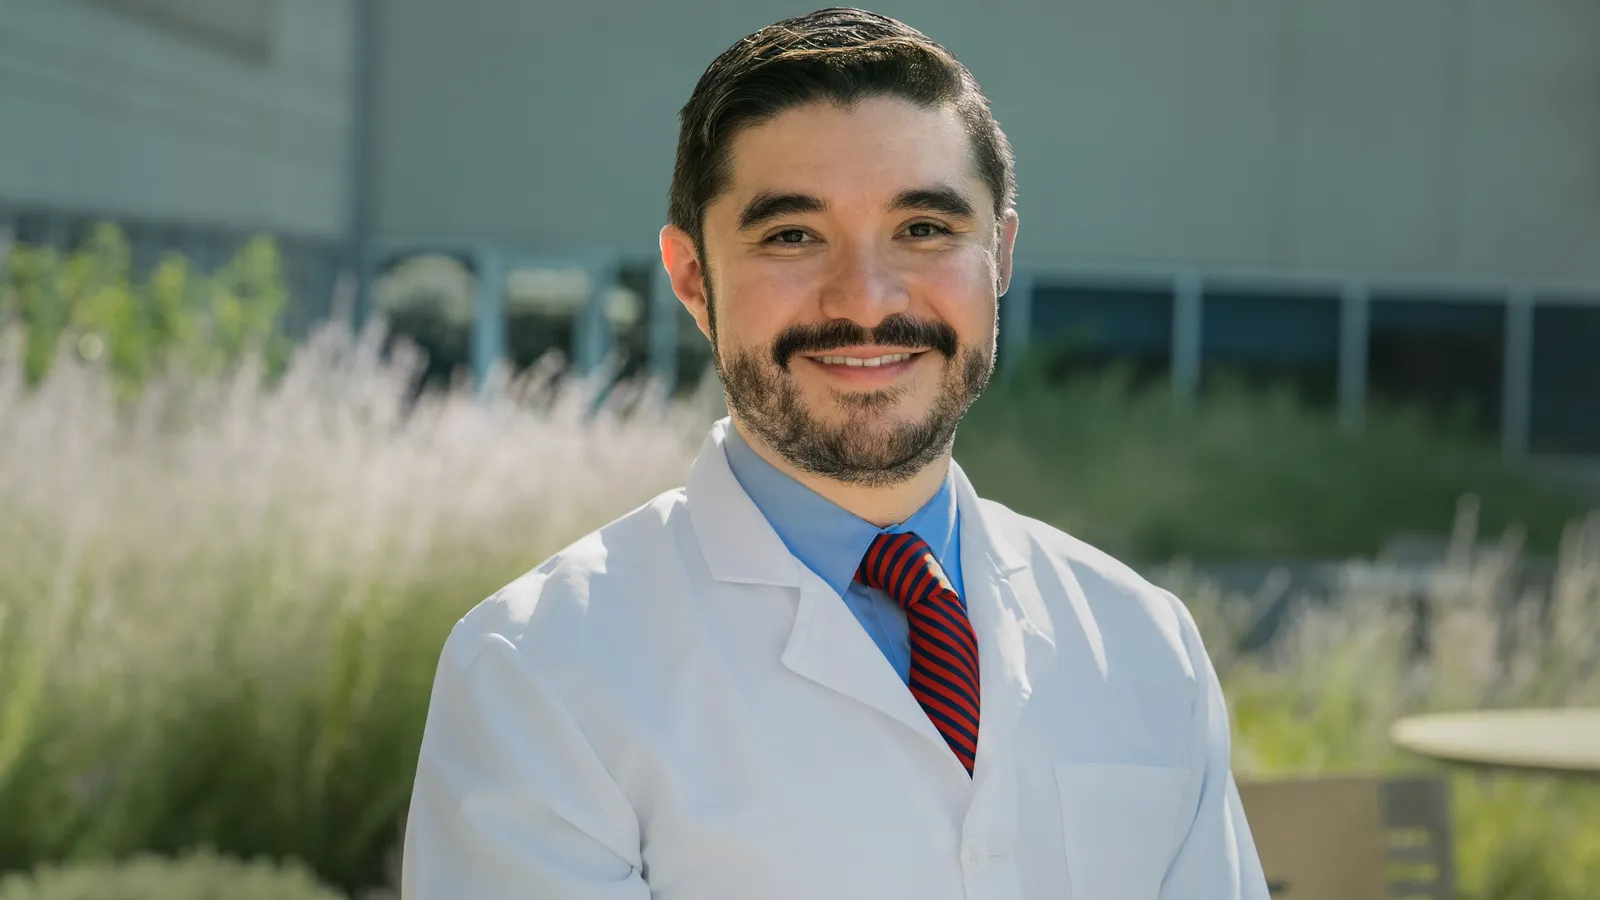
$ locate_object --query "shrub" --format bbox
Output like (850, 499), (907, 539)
(0, 848), (345, 900)
(0, 246), (1594, 897)
(0, 223), (293, 400)
(0, 320), (708, 891)
(957, 361), (1582, 560)
(1172, 504), (1600, 898)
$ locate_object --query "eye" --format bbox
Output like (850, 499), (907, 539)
(906, 221), (953, 239)
(766, 228), (812, 245)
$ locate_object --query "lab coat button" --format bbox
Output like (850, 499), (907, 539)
(961, 839), (988, 874)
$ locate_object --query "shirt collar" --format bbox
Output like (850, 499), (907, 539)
(722, 421), (961, 597)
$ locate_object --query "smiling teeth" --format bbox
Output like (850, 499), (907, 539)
(817, 353), (914, 367)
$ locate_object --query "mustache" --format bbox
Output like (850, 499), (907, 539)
(770, 314), (960, 369)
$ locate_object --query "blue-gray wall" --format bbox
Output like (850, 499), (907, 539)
(372, 0), (1600, 286)
(0, 0), (355, 239)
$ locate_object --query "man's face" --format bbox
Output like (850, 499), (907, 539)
(669, 96), (1018, 486)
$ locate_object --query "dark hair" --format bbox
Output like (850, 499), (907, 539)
(668, 7), (1016, 252)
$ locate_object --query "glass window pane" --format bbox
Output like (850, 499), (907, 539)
(1030, 282), (1173, 388)
(1201, 291), (1340, 408)
(373, 252), (475, 392)
(1530, 303), (1600, 455)
(504, 264), (586, 374)
(1368, 298), (1504, 435)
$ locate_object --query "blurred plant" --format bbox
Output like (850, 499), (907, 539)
(0, 848), (346, 900)
(0, 223), (292, 400)
(1179, 501), (1600, 898)
(958, 357), (1584, 560)
(0, 319), (707, 892)
(0, 294), (1595, 898)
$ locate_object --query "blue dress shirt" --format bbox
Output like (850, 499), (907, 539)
(722, 422), (964, 684)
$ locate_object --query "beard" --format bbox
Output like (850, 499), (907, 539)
(707, 282), (995, 488)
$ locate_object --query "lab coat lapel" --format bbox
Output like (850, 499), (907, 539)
(684, 419), (801, 589)
(951, 460), (1042, 786)
(684, 420), (959, 766)
(782, 565), (954, 761)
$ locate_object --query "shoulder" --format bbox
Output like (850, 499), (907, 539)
(976, 498), (1208, 667)
(439, 486), (693, 677)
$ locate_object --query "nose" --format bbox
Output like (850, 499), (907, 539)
(815, 240), (911, 329)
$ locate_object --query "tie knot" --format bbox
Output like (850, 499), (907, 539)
(856, 532), (951, 609)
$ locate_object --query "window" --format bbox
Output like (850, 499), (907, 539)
(1530, 303), (1600, 455)
(373, 252), (476, 393)
(1367, 298), (1504, 435)
(1030, 282), (1174, 389)
(83, 0), (275, 62)
(1201, 290), (1341, 408)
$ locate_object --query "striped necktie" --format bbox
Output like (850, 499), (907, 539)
(855, 532), (981, 776)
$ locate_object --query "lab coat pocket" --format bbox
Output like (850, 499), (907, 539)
(1055, 762), (1189, 900)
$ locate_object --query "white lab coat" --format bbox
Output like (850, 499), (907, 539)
(402, 418), (1269, 900)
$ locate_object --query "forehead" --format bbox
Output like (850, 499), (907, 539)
(717, 96), (986, 210)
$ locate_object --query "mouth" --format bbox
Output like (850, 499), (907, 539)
(798, 348), (930, 385)
(810, 351), (919, 368)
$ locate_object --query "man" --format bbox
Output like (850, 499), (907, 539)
(403, 8), (1269, 899)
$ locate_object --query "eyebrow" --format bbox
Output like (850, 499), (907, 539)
(889, 185), (976, 220)
(737, 192), (827, 231)
(735, 184), (979, 232)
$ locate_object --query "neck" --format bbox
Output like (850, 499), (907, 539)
(730, 416), (951, 528)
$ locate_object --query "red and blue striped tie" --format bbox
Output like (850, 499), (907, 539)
(856, 532), (981, 776)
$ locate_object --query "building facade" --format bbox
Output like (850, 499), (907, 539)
(367, 0), (1600, 455)
(0, 0), (357, 332)
(373, 0), (1600, 287)
(4, 0), (1598, 452)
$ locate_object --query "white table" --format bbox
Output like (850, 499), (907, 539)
(1390, 708), (1600, 777)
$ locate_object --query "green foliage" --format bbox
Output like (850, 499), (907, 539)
(1182, 509), (1600, 899)
(957, 360), (1582, 560)
(0, 255), (1595, 898)
(0, 223), (293, 399)
(1448, 776), (1600, 900)
(0, 322), (701, 892)
(0, 848), (345, 900)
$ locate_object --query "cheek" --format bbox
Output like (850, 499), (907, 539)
(914, 255), (997, 337)
(717, 266), (813, 345)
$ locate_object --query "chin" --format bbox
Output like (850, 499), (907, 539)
(819, 376), (926, 408)
(822, 398), (924, 431)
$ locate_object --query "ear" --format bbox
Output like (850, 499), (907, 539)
(660, 224), (712, 342)
(995, 208), (1020, 297)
